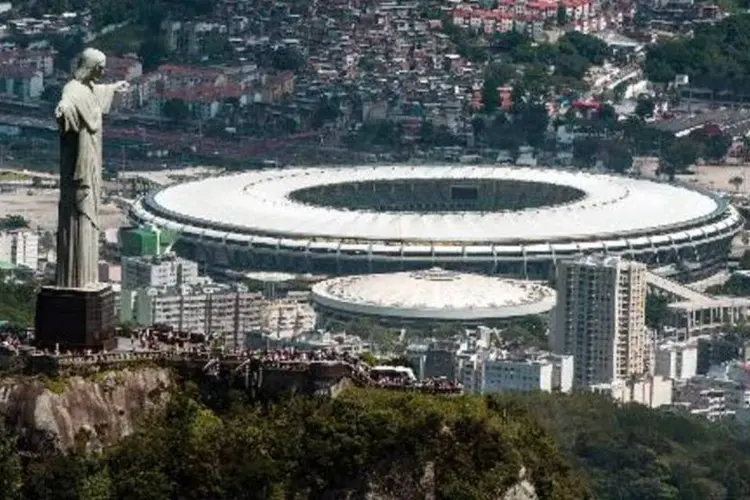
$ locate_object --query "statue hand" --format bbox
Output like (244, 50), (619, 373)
(114, 81), (130, 93)
(55, 101), (74, 120)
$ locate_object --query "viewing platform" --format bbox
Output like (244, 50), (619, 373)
(9, 347), (463, 397)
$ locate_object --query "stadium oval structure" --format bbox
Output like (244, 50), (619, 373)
(311, 268), (557, 328)
(129, 165), (744, 281)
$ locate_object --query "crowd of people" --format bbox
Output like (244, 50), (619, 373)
(7, 325), (463, 395)
(370, 374), (462, 394)
(128, 327), (207, 351)
(0, 333), (23, 352)
(130, 339), (463, 394)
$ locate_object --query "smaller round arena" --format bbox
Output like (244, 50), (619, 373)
(311, 268), (557, 329)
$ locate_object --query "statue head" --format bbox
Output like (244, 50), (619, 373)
(73, 48), (106, 83)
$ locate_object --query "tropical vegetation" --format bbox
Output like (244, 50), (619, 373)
(3, 386), (750, 499)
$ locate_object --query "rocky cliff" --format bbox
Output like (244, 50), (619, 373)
(0, 367), (172, 450)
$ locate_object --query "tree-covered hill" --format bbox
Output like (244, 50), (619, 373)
(518, 392), (750, 499)
(7, 388), (590, 500)
(4, 387), (750, 499)
(645, 14), (750, 92)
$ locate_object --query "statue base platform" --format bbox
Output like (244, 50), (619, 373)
(34, 284), (117, 352)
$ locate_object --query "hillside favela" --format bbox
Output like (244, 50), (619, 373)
(4, 0), (750, 497)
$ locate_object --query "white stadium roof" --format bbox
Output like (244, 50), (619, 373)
(147, 166), (722, 244)
(311, 268), (557, 320)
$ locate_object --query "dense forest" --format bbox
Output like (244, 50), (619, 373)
(2, 386), (750, 499)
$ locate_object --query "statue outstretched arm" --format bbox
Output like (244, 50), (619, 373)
(93, 81), (130, 115)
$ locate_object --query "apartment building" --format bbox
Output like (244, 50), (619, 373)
(121, 284), (316, 349)
(590, 375), (673, 408)
(0, 229), (38, 270)
(672, 377), (750, 422)
(121, 284), (265, 349)
(121, 254), (200, 290)
(551, 255), (651, 387)
(460, 351), (574, 394)
(425, 340), (461, 380)
(655, 340), (698, 381)
(0, 66), (43, 102)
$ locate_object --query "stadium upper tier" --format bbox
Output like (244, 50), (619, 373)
(130, 165), (744, 281)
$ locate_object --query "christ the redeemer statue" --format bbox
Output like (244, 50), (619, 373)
(54, 48), (129, 289)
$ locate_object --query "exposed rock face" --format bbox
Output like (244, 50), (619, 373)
(363, 462), (538, 500)
(0, 367), (172, 450)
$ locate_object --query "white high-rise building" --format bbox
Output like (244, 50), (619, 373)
(551, 255), (651, 387)
(0, 230), (39, 270)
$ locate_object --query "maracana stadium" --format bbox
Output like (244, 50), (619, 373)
(129, 165), (744, 282)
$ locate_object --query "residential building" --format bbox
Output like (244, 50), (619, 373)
(0, 229), (38, 269)
(104, 55), (143, 82)
(0, 66), (43, 101)
(425, 340), (461, 380)
(590, 375), (673, 408)
(671, 377), (750, 422)
(655, 340), (698, 381)
(102, 56), (143, 111)
(121, 284), (315, 350)
(460, 350), (574, 394)
(0, 49), (54, 76)
(153, 83), (247, 120)
(98, 261), (122, 283)
(551, 255), (651, 387)
(121, 254), (200, 290)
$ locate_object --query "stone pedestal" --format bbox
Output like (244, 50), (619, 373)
(35, 284), (116, 352)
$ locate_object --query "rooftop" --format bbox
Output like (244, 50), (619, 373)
(311, 268), (557, 320)
(145, 165), (723, 244)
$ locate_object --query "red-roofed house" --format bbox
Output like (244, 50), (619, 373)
(252, 71), (295, 103)
(131, 64), (230, 113)
(101, 56), (143, 112)
(104, 56), (143, 82)
(155, 64), (227, 90)
(151, 83), (248, 120)
(0, 49), (53, 77)
(561, 0), (592, 20)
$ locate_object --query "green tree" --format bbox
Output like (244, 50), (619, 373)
(560, 32), (611, 65)
(270, 47), (305, 72)
(605, 141), (633, 173)
(515, 103), (549, 148)
(161, 99), (191, 121)
(703, 133), (732, 163)
(634, 98), (655, 119)
(739, 249), (750, 269)
(50, 34), (84, 74)
(661, 138), (699, 177)
(0, 421), (21, 500)
(645, 294), (670, 334)
(481, 63), (513, 113)
(418, 120), (436, 145)
(573, 137), (599, 168)
(138, 36), (167, 72)
(0, 215), (29, 230)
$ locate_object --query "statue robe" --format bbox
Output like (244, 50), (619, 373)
(55, 79), (117, 289)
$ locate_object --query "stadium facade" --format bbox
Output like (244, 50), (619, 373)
(129, 166), (744, 282)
